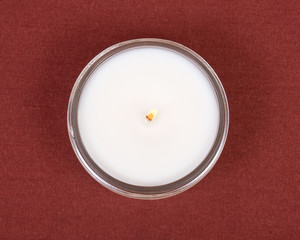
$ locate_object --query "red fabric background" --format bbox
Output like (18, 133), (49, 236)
(1, 1), (299, 239)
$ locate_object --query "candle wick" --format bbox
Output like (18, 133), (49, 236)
(146, 109), (157, 121)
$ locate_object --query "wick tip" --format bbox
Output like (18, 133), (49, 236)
(146, 109), (157, 121)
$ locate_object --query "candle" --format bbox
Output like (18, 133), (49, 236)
(68, 39), (229, 199)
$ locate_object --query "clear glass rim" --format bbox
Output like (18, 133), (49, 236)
(67, 38), (229, 200)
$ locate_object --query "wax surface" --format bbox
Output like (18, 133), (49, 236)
(78, 47), (220, 186)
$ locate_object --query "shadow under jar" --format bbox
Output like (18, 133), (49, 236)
(67, 38), (229, 199)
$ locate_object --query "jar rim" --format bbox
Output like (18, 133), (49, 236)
(67, 38), (229, 200)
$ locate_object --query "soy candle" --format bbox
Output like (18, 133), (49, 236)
(68, 39), (229, 199)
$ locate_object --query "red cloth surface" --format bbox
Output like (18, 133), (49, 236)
(1, 1), (299, 239)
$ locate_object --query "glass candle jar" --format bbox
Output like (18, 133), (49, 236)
(67, 38), (229, 199)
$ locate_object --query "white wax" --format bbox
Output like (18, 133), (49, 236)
(78, 47), (219, 186)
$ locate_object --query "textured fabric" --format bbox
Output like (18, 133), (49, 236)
(1, 1), (299, 239)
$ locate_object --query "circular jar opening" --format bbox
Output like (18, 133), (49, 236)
(67, 38), (229, 199)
